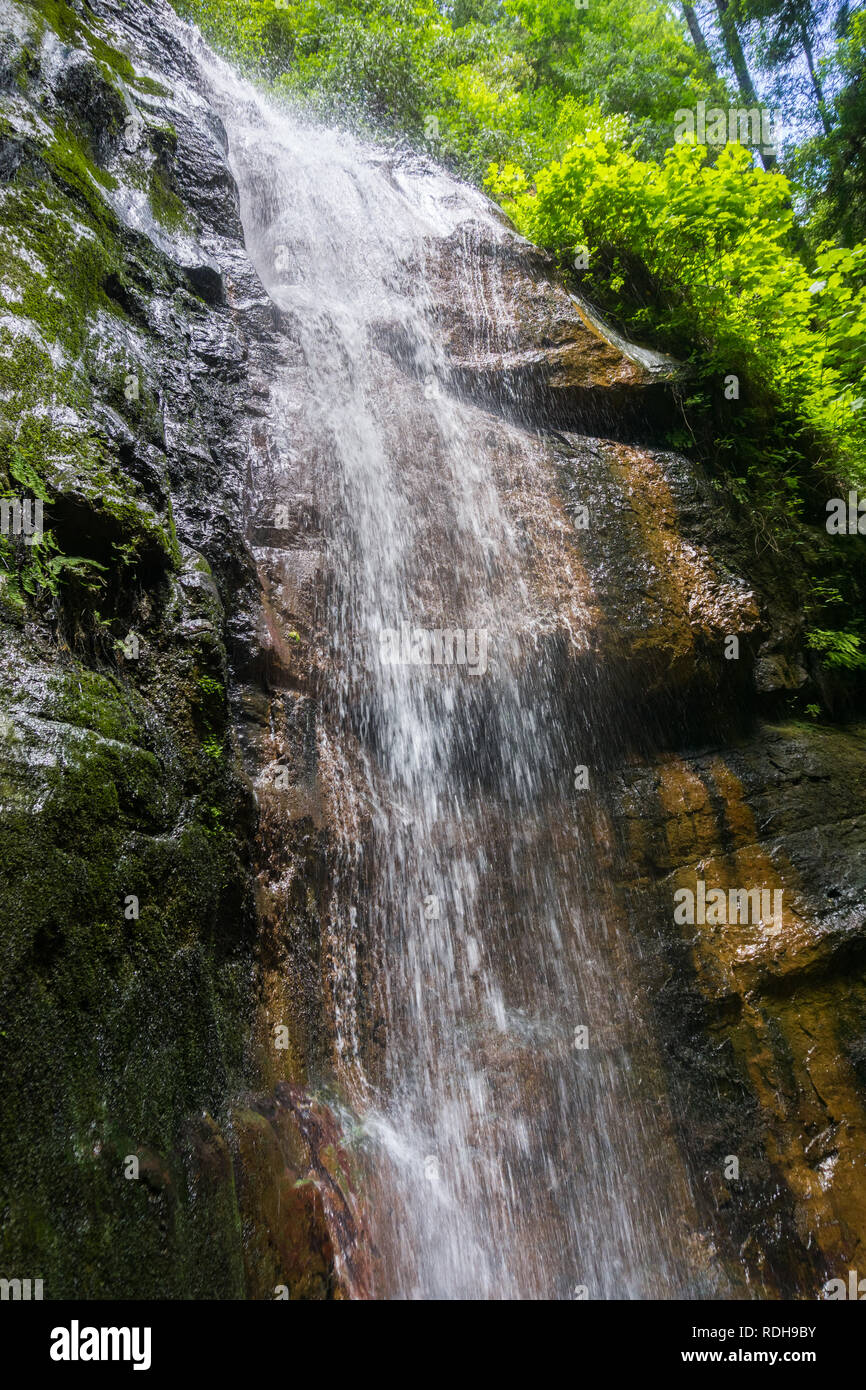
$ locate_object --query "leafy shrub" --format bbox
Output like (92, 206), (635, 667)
(488, 135), (866, 492)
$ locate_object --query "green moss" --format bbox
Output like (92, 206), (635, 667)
(164, 495), (182, 568)
(46, 122), (119, 197)
(0, 183), (119, 365)
(43, 669), (146, 745)
(0, 105), (181, 601)
(197, 675), (225, 697)
(23, 0), (137, 83)
(0, 650), (257, 1295)
(12, 45), (41, 94)
(131, 75), (171, 97)
(22, 0), (82, 46)
(0, 415), (174, 604)
(0, 572), (28, 621)
(147, 164), (191, 232)
(0, 0), (273, 1304)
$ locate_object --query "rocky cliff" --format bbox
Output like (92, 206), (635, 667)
(0, 0), (352, 1299)
(1, 0), (865, 1299)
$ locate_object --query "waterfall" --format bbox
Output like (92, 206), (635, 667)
(183, 34), (727, 1301)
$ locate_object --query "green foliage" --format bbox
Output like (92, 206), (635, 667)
(17, 535), (108, 598)
(806, 628), (866, 669)
(502, 0), (728, 157)
(197, 675), (225, 697)
(488, 134), (866, 492)
(0, 451), (108, 602)
(786, 11), (866, 247)
(173, 0), (723, 179)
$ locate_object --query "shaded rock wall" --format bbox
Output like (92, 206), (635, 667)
(0, 0), (343, 1298)
(612, 724), (866, 1293)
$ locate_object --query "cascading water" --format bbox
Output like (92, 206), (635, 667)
(185, 30), (731, 1300)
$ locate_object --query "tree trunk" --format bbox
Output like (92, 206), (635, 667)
(681, 2), (711, 59)
(713, 0), (777, 168)
(799, 18), (832, 135)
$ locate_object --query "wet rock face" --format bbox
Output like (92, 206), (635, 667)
(222, 108), (866, 1290)
(430, 242), (684, 439)
(610, 723), (866, 1293)
(0, 0), (339, 1299)
(2, 0), (865, 1302)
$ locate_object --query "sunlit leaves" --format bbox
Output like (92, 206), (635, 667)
(489, 131), (866, 485)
